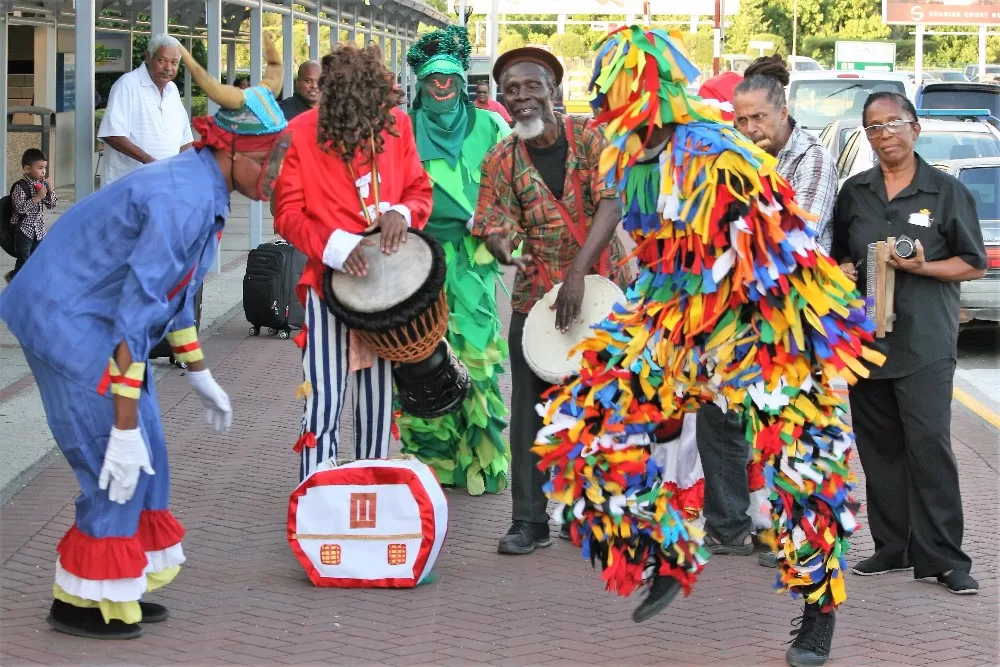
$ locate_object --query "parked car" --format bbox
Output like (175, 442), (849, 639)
(932, 158), (1000, 326)
(787, 56), (824, 72)
(927, 69), (970, 82)
(916, 81), (1000, 125)
(787, 71), (915, 136)
(835, 118), (1000, 186)
(964, 64), (1000, 82)
(818, 118), (862, 162)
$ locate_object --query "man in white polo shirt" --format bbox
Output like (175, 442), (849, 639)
(99, 34), (193, 186)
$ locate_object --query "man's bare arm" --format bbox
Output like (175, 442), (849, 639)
(103, 136), (156, 164)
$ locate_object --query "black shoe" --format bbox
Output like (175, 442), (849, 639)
(46, 599), (143, 640)
(759, 551), (778, 568)
(497, 521), (552, 555)
(785, 603), (835, 667)
(140, 601), (169, 623)
(935, 570), (979, 595)
(703, 531), (754, 556)
(851, 554), (912, 576)
(559, 524), (572, 541)
(632, 574), (682, 623)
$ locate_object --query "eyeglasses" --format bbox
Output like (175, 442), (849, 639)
(863, 119), (915, 139)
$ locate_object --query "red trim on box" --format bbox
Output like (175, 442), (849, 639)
(287, 464), (437, 588)
(136, 510), (185, 553)
(57, 524), (148, 580)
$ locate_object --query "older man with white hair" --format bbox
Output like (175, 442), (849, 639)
(98, 34), (194, 185)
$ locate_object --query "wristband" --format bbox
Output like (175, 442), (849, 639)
(165, 326), (204, 364)
(108, 358), (146, 399)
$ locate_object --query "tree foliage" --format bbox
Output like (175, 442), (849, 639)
(498, 33), (526, 54)
(549, 33), (588, 58)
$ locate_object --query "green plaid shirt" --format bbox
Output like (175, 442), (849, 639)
(471, 114), (632, 313)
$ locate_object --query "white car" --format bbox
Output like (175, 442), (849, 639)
(787, 56), (824, 72)
(835, 118), (1000, 187)
(787, 71), (916, 136)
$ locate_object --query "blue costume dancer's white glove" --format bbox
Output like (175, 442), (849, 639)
(99, 427), (155, 504)
(187, 369), (233, 433)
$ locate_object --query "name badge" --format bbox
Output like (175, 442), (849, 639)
(908, 210), (932, 228)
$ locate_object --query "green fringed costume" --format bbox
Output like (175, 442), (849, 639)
(399, 26), (512, 495)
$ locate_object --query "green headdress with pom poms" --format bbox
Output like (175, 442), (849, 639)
(406, 25), (472, 81)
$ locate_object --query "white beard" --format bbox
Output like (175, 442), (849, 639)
(512, 116), (545, 140)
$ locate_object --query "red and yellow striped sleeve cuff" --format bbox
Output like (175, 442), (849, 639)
(165, 327), (204, 364)
(108, 359), (146, 400)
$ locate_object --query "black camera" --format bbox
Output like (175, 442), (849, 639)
(893, 235), (916, 260)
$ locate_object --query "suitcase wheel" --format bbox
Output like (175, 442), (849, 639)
(249, 326), (261, 336)
(278, 329), (290, 340)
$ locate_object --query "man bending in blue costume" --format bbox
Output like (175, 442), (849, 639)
(0, 35), (290, 640)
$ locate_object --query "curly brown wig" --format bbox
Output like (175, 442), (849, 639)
(317, 43), (398, 163)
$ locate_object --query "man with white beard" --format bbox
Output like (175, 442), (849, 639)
(471, 47), (632, 555)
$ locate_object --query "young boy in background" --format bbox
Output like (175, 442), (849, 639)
(5, 148), (56, 283)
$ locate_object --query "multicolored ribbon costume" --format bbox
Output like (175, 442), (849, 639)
(533, 27), (885, 610)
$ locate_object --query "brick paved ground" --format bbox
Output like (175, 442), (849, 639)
(1, 310), (998, 666)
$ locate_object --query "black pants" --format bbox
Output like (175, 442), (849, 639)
(508, 312), (550, 524)
(696, 403), (752, 543)
(13, 228), (40, 276)
(850, 358), (972, 578)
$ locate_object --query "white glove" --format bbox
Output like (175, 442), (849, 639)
(98, 428), (155, 504)
(187, 369), (233, 433)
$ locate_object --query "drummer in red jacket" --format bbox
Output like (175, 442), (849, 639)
(273, 43), (433, 480)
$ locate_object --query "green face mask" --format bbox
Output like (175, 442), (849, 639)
(421, 74), (461, 115)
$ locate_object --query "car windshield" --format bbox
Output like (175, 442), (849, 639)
(916, 132), (1000, 161)
(936, 72), (968, 82)
(920, 88), (1000, 118)
(795, 60), (823, 72)
(959, 166), (1000, 222)
(789, 79), (907, 128)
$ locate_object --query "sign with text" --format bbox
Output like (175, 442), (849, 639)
(883, 0), (1000, 26)
(835, 41), (897, 71)
(95, 31), (129, 73)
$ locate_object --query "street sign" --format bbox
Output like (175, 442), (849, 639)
(883, 0), (1000, 26)
(748, 40), (774, 56)
(835, 41), (896, 72)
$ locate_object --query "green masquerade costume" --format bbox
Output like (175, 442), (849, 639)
(400, 26), (512, 495)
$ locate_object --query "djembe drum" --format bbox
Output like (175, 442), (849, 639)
(322, 229), (470, 418)
(522, 275), (627, 384)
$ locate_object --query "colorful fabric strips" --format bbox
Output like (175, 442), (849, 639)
(533, 25), (884, 613)
(165, 326), (204, 365)
(108, 359), (146, 399)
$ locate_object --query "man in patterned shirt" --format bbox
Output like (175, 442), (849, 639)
(472, 47), (632, 555)
(696, 54), (840, 564)
(5, 148), (56, 283)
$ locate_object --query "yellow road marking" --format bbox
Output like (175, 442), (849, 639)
(953, 387), (1000, 430)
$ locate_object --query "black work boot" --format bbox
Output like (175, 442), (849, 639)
(631, 574), (682, 623)
(785, 602), (836, 666)
(47, 599), (143, 639)
(497, 520), (552, 555)
(559, 524), (572, 541)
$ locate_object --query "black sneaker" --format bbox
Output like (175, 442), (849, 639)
(703, 531), (754, 556)
(47, 599), (143, 640)
(758, 551), (778, 568)
(851, 554), (912, 576)
(139, 601), (169, 623)
(559, 524), (572, 541)
(935, 570), (979, 595)
(497, 521), (552, 555)
(632, 574), (682, 623)
(785, 603), (836, 667)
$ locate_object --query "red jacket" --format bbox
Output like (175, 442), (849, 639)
(273, 106), (433, 305)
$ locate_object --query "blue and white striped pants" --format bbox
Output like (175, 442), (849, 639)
(299, 288), (393, 480)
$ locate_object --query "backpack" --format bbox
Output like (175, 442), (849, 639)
(0, 181), (32, 258)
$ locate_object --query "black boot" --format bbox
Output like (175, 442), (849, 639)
(785, 603), (836, 666)
(497, 521), (552, 555)
(139, 601), (169, 623)
(631, 574), (682, 623)
(47, 599), (143, 639)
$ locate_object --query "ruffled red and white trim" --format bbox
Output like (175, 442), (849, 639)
(137, 509), (185, 553)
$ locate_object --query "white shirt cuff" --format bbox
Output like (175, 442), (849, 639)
(322, 229), (363, 272)
(387, 204), (412, 227)
(466, 216), (475, 231)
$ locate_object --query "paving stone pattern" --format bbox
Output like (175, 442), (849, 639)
(1, 312), (998, 666)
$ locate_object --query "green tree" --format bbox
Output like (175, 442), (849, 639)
(726, 0), (770, 54)
(498, 33), (526, 54)
(527, 31), (551, 46)
(549, 33), (587, 58)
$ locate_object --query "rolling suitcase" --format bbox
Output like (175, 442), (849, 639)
(244, 240), (307, 340)
(150, 285), (204, 366)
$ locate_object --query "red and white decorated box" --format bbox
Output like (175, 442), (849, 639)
(287, 458), (448, 588)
